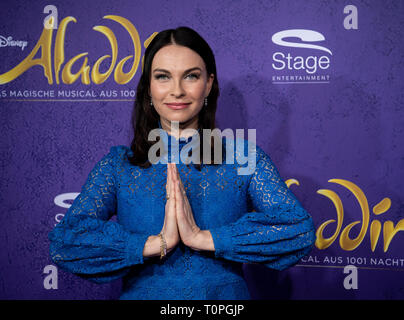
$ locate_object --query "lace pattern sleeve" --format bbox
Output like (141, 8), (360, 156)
(209, 144), (316, 271)
(48, 146), (150, 283)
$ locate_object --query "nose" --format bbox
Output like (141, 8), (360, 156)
(171, 78), (186, 97)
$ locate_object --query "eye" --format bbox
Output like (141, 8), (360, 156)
(186, 73), (200, 80)
(154, 73), (201, 80)
(154, 74), (169, 80)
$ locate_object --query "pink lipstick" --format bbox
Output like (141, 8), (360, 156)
(165, 102), (191, 110)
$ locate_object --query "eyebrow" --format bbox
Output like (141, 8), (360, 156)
(152, 67), (202, 74)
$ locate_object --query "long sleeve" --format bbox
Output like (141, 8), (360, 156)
(48, 146), (151, 284)
(209, 144), (316, 271)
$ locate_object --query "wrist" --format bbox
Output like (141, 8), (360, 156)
(164, 235), (178, 252)
(188, 230), (215, 252)
(158, 233), (168, 259)
(142, 235), (161, 258)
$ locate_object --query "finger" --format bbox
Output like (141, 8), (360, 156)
(172, 165), (190, 211)
(176, 184), (188, 225)
(166, 163), (170, 193)
(169, 178), (175, 208)
(169, 164), (175, 201)
(172, 163), (178, 184)
(169, 166), (176, 212)
(175, 181), (185, 211)
(180, 179), (187, 197)
(171, 165), (179, 200)
(173, 164), (186, 194)
(168, 164), (174, 201)
(175, 169), (187, 201)
(172, 168), (183, 199)
(166, 163), (172, 201)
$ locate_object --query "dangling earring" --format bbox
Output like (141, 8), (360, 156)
(204, 97), (208, 106)
(150, 98), (153, 106)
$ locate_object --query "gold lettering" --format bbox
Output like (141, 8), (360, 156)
(141, 32), (159, 73)
(383, 220), (404, 252)
(61, 53), (91, 84)
(285, 179), (299, 188)
(315, 189), (344, 250)
(54, 17), (76, 84)
(329, 179), (369, 251)
(370, 197), (391, 251)
(373, 197), (391, 215)
(370, 220), (381, 252)
(103, 15), (141, 84)
(0, 15), (151, 85)
(311, 179), (399, 252)
(91, 25), (118, 84)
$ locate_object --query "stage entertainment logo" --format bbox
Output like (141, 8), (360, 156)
(271, 29), (332, 84)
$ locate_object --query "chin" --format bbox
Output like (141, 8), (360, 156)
(165, 113), (194, 123)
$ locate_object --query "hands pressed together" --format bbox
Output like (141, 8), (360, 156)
(160, 163), (211, 253)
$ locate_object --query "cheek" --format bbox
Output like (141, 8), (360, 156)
(185, 83), (206, 98)
(150, 81), (169, 97)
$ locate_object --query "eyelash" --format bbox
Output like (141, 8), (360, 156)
(154, 73), (200, 80)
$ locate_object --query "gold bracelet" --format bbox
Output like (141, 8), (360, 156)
(158, 233), (167, 260)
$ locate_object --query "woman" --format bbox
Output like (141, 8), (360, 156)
(48, 26), (316, 300)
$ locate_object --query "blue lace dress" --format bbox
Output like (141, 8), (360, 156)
(48, 128), (316, 300)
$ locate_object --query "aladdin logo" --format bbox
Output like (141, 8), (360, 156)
(0, 35), (28, 51)
(0, 15), (156, 85)
(285, 178), (403, 253)
(271, 29), (332, 82)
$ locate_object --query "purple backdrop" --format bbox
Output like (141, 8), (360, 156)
(1, 0), (403, 299)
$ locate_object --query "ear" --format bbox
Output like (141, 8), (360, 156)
(205, 73), (214, 97)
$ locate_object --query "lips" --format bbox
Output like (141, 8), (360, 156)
(165, 103), (191, 110)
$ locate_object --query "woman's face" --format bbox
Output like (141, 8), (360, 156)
(149, 44), (214, 131)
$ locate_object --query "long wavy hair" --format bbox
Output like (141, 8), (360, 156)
(128, 26), (222, 171)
